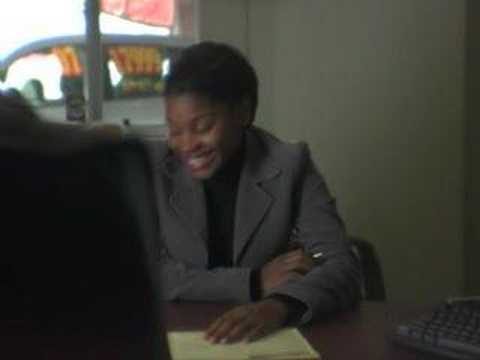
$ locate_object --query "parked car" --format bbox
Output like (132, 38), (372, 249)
(0, 33), (190, 130)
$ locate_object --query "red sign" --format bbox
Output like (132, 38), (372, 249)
(101, 0), (175, 27)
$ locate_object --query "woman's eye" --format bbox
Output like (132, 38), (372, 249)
(195, 118), (215, 133)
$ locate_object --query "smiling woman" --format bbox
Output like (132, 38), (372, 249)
(154, 41), (362, 344)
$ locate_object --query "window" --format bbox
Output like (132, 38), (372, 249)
(0, 0), (197, 125)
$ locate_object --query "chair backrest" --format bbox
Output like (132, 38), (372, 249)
(350, 237), (387, 301)
(0, 139), (170, 359)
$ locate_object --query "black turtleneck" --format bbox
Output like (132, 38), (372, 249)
(203, 145), (244, 269)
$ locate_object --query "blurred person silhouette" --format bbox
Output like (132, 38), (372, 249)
(0, 92), (171, 359)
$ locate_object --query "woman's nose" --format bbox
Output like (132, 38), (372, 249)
(174, 132), (201, 153)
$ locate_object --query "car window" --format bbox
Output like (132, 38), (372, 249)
(1, 42), (181, 125)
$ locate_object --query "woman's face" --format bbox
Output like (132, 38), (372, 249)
(165, 94), (247, 179)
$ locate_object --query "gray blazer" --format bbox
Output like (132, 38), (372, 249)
(152, 127), (362, 323)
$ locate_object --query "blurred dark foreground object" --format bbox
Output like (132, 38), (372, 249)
(0, 93), (170, 359)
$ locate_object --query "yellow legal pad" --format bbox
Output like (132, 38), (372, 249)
(167, 328), (320, 360)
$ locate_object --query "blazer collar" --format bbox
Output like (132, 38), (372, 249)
(233, 129), (281, 263)
(163, 153), (208, 261)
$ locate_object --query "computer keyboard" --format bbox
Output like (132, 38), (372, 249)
(393, 299), (480, 359)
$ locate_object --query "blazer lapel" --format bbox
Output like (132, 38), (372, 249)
(233, 133), (280, 264)
(163, 155), (208, 263)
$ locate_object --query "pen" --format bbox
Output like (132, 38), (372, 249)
(311, 252), (327, 265)
(289, 228), (349, 265)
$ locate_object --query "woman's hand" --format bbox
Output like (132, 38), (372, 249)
(204, 298), (289, 344)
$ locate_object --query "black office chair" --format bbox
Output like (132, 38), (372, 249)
(350, 237), (387, 301)
(0, 138), (170, 359)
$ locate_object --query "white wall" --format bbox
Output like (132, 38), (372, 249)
(465, 0), (480, 295)
(200, 0), (466, 302)
(198, 0), (248, 53)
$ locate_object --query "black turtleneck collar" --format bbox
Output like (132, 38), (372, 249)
(204, 138), (245, 185)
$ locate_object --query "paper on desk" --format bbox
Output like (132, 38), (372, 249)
(167, 327), (320, 360)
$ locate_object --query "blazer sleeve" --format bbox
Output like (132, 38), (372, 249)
(268, 144), (363, 323)
(158, 248), (253, 303)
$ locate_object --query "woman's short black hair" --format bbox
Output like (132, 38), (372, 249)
(164, 41), (258, 121)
